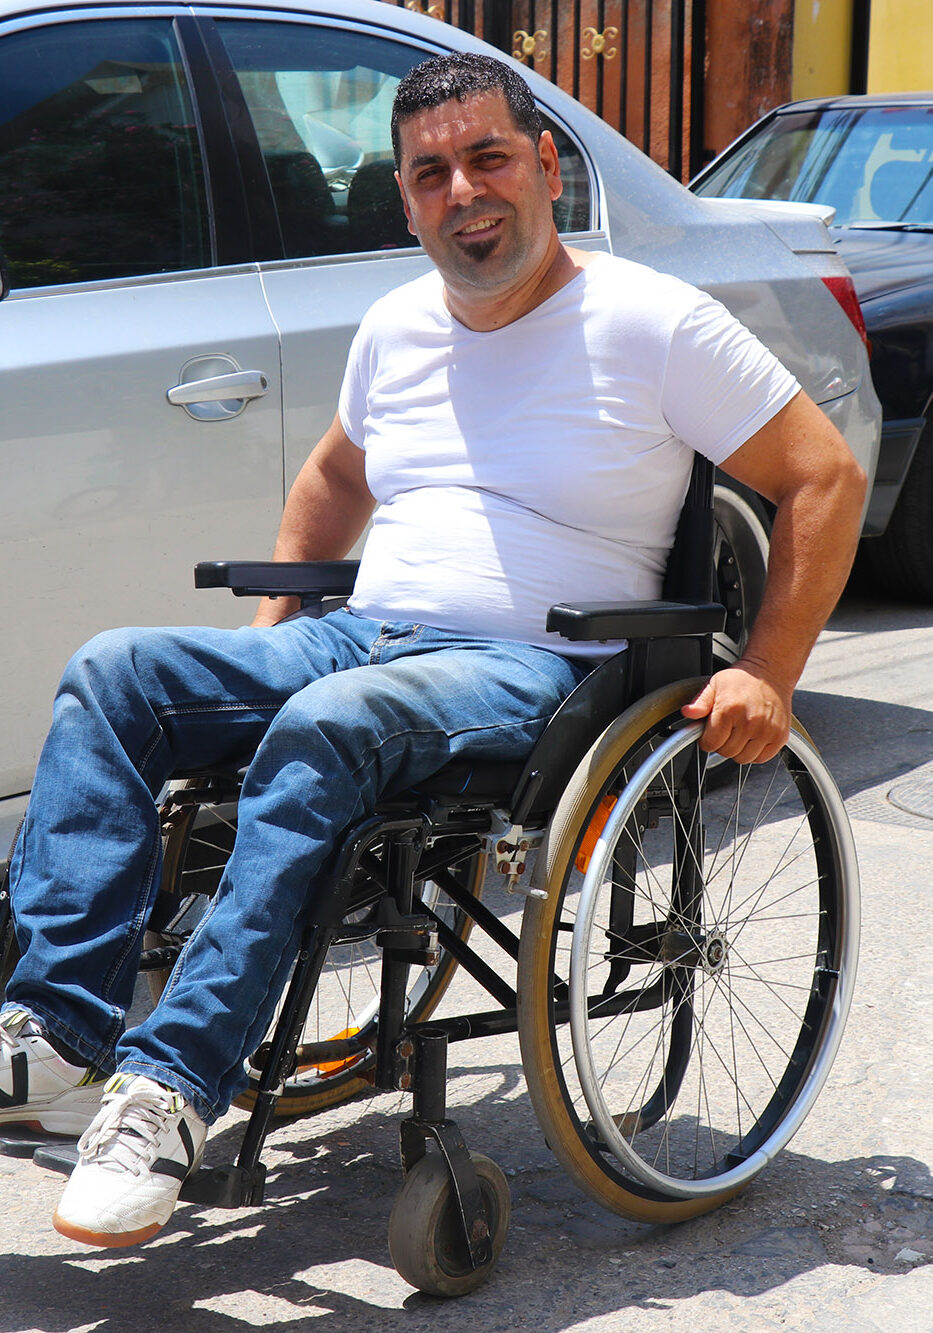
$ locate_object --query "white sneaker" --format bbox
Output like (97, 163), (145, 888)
(0, 1009), (105, 1135)
(53, 1073), (206, 1247)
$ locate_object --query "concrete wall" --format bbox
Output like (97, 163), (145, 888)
(792, 0), (854, 99)
(867, 0), (933, 92)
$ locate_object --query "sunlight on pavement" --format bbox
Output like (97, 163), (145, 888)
(294, 1257), (412, 1308)
(193, 1289), (328, 1324)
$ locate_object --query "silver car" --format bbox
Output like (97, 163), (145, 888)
(0, 0), (879, 844)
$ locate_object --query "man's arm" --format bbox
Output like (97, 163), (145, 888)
(682, 390), (867, 763)
(251, 414), (376, 628)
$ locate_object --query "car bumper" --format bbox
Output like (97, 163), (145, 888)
(818, 378), (882, 534)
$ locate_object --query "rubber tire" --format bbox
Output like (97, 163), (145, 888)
(152, 782), (484, 1116)
(388, 1152), (510, 1298)
(857, 420), (933, 601)
(712, 477), (771, 667)
(517, 680), (858, 1223)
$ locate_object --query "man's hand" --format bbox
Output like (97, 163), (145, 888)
(679, 391), (866, 766)
(681, 663), (792, 764)
(250, 599), (299, 630)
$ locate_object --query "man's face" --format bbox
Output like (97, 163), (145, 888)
(394, 89), (562, 296)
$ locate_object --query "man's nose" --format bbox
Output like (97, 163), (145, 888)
(449, 164), (482, 205)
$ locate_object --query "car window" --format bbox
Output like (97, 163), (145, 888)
(0, 19), (210, 289)
(695, 106), (933, 227)
(214, 20), (592, 259)
(215, 21), (420, 258)
(545, 116), (592, 233)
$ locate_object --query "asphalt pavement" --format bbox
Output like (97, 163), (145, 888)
(1, 588), (932, 1333)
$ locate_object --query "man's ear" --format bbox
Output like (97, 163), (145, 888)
(395, 170), (419, 237)
(538, 130), (563, 202)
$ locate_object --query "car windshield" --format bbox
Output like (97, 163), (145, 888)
(694, 105), (933, 227)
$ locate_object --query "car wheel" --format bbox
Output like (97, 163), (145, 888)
(712, 478), (771, 670)
(857, 420), (933, 601)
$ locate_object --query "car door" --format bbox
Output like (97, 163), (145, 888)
(0, 11), (285, 797)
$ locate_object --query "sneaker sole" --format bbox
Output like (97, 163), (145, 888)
(52, 1212), (163, 1248)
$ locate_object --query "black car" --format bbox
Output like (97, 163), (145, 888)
(692, 93), (933, 599)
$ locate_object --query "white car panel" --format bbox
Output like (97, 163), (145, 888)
(0, 268), (284, 792)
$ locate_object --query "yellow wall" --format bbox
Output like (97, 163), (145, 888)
(792, 0), (853, 99)
(867, 0), (933, 91)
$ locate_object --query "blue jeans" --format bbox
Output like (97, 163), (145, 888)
(6, 609), (586, 1122)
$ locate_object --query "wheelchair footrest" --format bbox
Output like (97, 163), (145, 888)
(0, 1129), (78, 1160)
(33, 1142), (80, 1174)
(179, 1162), (266, 1207)
(25, 1139), (266, 1209)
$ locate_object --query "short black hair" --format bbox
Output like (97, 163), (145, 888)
(391, 52), (542, 168)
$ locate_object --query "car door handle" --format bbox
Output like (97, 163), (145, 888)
(167, 370), (269, 405)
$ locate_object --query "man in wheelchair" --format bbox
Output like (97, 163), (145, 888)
(1, 53), (865, 1253)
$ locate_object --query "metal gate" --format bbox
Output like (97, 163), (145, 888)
(382, 1), (707, 182)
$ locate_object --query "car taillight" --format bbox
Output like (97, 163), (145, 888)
(822, 275), (870, 352)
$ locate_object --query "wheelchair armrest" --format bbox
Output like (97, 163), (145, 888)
(546, 599), (726, 642)
(194, 561), (359, 598)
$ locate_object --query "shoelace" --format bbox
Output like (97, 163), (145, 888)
(0, 1010), (38, 1054)
(77, 1082), (182, 1174)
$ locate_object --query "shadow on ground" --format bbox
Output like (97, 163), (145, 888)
(793, 688), (933, 802)
(2, 1065), (930, 1333)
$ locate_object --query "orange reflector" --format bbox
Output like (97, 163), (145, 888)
(575, 794), (617, 873)
(300, 1026), (362, 1078)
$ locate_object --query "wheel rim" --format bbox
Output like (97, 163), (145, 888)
(563, 720), (859, 1200)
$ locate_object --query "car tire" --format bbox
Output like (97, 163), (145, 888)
(712, 477), (772, 670)
(857, 419), (933, 601)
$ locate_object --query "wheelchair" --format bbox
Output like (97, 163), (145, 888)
(0, 457), (859, 1297)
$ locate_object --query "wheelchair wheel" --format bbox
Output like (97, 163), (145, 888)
(712, 480), (770, 667)
(388, 1151), (510, 1297)
(517, 680), (858, 1223)
(152, 781), (484, 1116)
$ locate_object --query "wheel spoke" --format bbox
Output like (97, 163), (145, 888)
(543, 702), (858, 1206)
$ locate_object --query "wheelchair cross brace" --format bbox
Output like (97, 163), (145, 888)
(181, 811), (516, 1228)
(186, 810), (521, 1238)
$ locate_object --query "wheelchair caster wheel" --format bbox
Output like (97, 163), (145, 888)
(388, 1151), (510, 1298)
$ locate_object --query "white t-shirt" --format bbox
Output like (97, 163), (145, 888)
(338, 252), (799, 658)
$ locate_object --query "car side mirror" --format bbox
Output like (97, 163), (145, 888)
(0, 247), (9, 302)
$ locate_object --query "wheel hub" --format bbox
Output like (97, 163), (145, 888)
(660, 927), (729, 973)
(702, 929), (728, 974)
